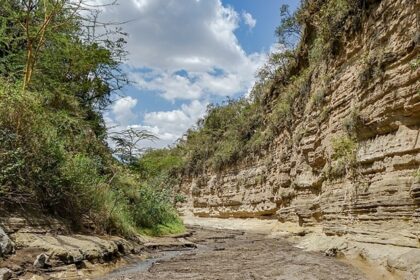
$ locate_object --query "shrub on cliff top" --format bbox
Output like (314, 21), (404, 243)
(172, 0), (372, 175)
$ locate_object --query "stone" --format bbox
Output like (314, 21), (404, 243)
(14, 232), (138, 266)
(0, 268), (12, 280)
(177, 0), (420, 278)
(0, 226), (13, 256)
(33, 253), (49, 268)
(28, 275), (45, 280)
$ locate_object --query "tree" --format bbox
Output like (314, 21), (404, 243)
(275, 5), (302, 48)
(110, 128), (158, 165)
(0, 0), (129, 106)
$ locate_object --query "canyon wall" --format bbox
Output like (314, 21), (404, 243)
(179, 0), (420, 251)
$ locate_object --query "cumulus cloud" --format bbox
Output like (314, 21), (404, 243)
(111, 96), (138, 125)
(242, 11), (256, 29)
(92, 0), (269, 148)
(106, 100), (208, 149)
(144, 100), (208, 138)
(96, 0), (246, 72)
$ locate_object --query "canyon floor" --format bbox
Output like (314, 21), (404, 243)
(98, 224), (372, 280)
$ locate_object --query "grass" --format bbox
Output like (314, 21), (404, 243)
(323, 134), (358, 179)
(0, 81), (184, 237)
(139, 220), (185, 237)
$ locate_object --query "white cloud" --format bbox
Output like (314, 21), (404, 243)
(96, 0), (247, 72)
(130, 70), (202, 100)
(242, 11), (256, 29)
(111, 96), (138, 125)
(144, 100), (208, 138)
(91, 0), (271, 148)
(106, 100), (208, 149)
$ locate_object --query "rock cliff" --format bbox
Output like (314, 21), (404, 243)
(179, 0), (419, 276)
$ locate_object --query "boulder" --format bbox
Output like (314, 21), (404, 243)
(0, 226), (13, 256)
(0, 268), (12, 280)
(33, 253), (49, 268)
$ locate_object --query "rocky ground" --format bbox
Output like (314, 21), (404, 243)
(1, 216), (416, 280)
(98, 226), (368, 280)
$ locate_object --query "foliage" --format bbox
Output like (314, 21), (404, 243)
(111, 128), (158, 165)
(410, 56), (420, 70)
(331, 135), (357, 161)
(0, 84), (182, 235)
(323, 135), (358, 179)
(414, 169), (420, 181)
(131, 184), (181, 230)
(136, 149), (184, 180)
(359, 51), (385, 87)
(0, 0), (182, 237)
(310, 89), (326, 109)
(171, 0), (368, 175)
(343, 108), (362, 137)
(0, 0), (129, 111)
(275, 5), (302, 48)
(176, 98), (266, 174)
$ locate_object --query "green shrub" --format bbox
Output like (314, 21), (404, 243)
(131, 185), (181, 231)
(323, 135), (358, 179)
(312, 89), (326, 108)
(410, 56), (420, 70)
(162, 0), (369, 176)
(343, 108), (361, 137)
(331, 135), (357, 161)
(359, 51), (386, 87)
(414, 169), (420, 181)
(136, 149), (184, 180)
(0, 81), (183, 236)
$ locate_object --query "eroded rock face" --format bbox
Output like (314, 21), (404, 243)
(13, 233), (139, 266)
(0, 268), (12, 280)
(179, 0), (419, 255)
(0, 226), (13, 256)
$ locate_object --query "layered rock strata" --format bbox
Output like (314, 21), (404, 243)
(179, 0), (420, 261)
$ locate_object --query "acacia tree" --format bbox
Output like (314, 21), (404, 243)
(110, 128), (158, 165)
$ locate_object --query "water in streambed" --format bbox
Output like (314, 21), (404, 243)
(97, 250), (186, 280)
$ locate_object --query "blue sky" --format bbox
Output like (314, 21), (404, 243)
(101, 0), (298, 148)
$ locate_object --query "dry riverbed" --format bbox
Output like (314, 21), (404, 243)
(2, 217), (404, 279)
(98, 226), (368, 280)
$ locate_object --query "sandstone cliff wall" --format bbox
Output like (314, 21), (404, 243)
(180, 0), (420, 250)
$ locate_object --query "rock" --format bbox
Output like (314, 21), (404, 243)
(33, 253), (49, 268)
(324, 248), (340, 257)
(10, 265), (23, 272)
(178, 0), (419, 277)
(0, 226), (13, 256)
(0, 268), (12, 280)
(387, 248), (420, 278)
(28, 275), (45, 280)
(14, 232), (138, 266)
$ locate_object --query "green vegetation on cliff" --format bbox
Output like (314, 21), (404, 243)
(145, 0), (375, 176)
(0, 0), (182, 236)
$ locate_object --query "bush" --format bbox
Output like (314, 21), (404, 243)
(162, 0), (369, 176)
(343, 108), (362, 137)
(0, 81), (183, 236)
(331, 135), (357, 161)
(0, 0), (182, 238)
(136, 149), (184, 180)
(323, 135), (358, 179)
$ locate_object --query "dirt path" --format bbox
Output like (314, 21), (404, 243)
(99, 226), (367, 280)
